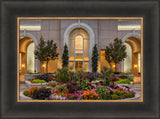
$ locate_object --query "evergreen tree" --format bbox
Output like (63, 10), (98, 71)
(92, 44), (98, 73)
(105, 46), (112, 67)
(105, 38), (127, 72)
(62, 44), (69, 67)
(34, 36), (59, 73)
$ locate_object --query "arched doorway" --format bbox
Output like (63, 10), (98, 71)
(124, 43), (132, 73)
(19, 37), (35, 74)
(123, 36), (141, 76)
(69, 28), (89, 72)
(64, 21), (95, 72)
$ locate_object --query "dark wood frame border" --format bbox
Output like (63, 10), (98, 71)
(0, 0), (159, 118)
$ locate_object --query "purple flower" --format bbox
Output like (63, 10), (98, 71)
(80, 79), (82, 82)
(100, 81), (102, 83)
(89, 79), (92, 82)
(89, 83), (91, 86)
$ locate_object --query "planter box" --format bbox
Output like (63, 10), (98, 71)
(49, 94), (67, 100)
(117, 82), (134, 88)
(114, 74), (134, 79)
(25, 73), (55, 81)
(20, 92), (32, 100)
(25, 80), (48, 88)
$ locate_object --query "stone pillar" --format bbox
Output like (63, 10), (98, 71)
(21, 53), (27, 75)
(132, 53), (138, 76)
(35, 59), (40, 73)
(119, 61), (124, 72)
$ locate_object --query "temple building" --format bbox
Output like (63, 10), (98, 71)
(19, 19), (141, 76)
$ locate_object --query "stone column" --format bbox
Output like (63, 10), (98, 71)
(119, 61), (124, 72)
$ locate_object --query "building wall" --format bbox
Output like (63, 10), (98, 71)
(19, 19), (141, 73)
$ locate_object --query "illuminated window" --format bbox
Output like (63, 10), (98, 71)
(69, 28), (89, 71)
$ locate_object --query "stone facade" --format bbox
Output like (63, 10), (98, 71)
(19, 19), (141, 75)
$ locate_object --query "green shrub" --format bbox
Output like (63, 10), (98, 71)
(111, 94), (120, 100)
(78, 78), (91, 90)
(113, 90), (135, 98)
(67, 83), (79, 93)
(113, 90), (125, 96)
(72, 71), (84, 81)
(23, 90), (29, 96)
(31, 79), (46, 83)
(56, 67), (71, 83)
(32, 88), (51, 100)
(115, 79), (131, 84)
(57, 85), (68, 92)
(101, 66), (113, 79)
(101, 78), (110, 86)
(35, 73), (54, 82)
(95, 86), (111, 100)
(48, 81), (57, 87)
(128, 78), (133, 81)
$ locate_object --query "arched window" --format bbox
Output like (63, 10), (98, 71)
(69, 28), (89, 72)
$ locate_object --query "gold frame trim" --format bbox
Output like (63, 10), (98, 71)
(17, 17), (143, 102)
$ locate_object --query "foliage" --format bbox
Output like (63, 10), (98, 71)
(111, 94), (120, 100)
(128, 78), (133, 81)
(32, 88), (51, 100)
(113, 89), (135, 98)
(101, 66), (113, 79)
(35, 73), (54, 82)
(109, 76), (119, 82)
(82, 90), (99, 100)
(67, 91), (82, 100)
(56, 67), (71, 83)
(23, 90), (29, 96)
(85, 72), (96, 81)
(91, 44), (98, 73)
(67, 83), (79, 93)
(48, 81), (57, 87)
(100, 78), (110, 86)
(105, 38), (127, 71)
(57, 85), (68, 92)
(115, 79), (132, 84)
(24, 86), (40, 97)
(34, 36), (59, 73)
(78, 78), (91, 90)
(62, 44), (69, 67)
(95, 86), (111, 100)
(31, 79), (46, 83)
(71, 71), (85, 81)
(118, 75), (128, 79)
(105, 45), (112, 66)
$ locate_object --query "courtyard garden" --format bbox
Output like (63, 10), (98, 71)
(21, 37), (138, 100)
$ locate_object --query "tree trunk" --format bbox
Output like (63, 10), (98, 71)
(115, 62), (117, 72)
(46, 61), (49, 73)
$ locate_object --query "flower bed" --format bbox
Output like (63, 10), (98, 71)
(22, 68), (136, 100)
(25, 80), (48, 88)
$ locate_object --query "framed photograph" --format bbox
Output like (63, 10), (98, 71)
(1, 0), (159, 118)
(17, 17), (143, 102)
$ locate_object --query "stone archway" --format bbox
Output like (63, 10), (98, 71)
(64, 21), (95, 72)
(119, 31), (141, 76)
(20, 31), (40, 73)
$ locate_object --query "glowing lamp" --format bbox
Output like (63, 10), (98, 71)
(134, 64), (137, 68)
(113, 65), (115, 68)
(42, 64), (46, 68)
(21, 64), (25, 68)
